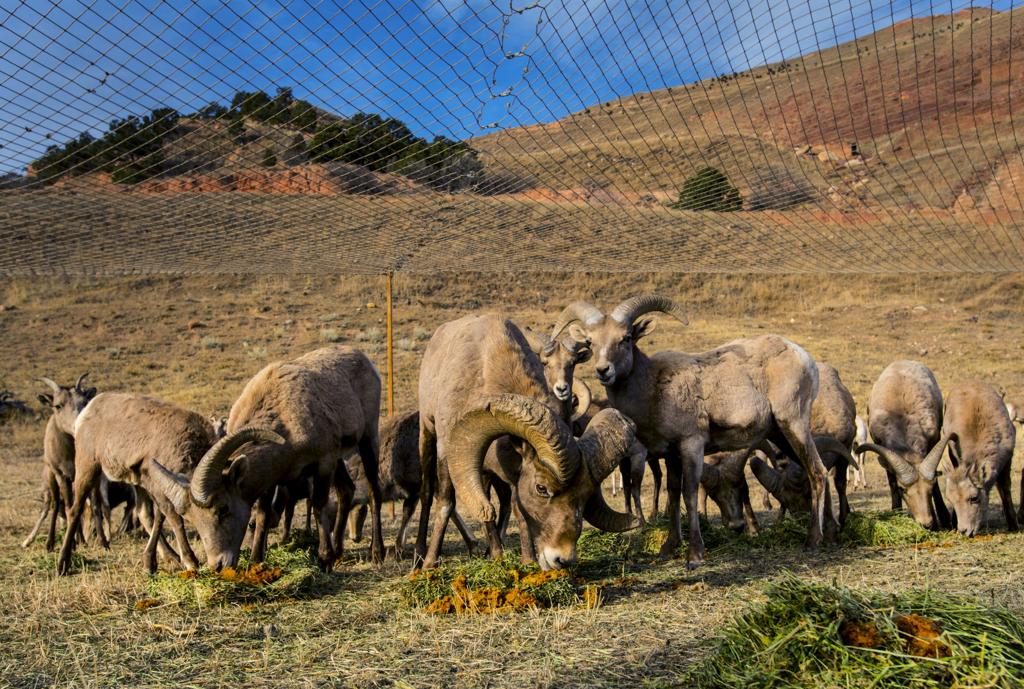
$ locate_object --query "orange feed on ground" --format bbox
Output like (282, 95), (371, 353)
(839, 619), (885, 649)
(896, 614), (951, 658)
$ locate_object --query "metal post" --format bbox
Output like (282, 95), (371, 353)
(385, 271), (395, 416)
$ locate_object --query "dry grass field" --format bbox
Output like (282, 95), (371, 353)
(2, 271), (1023, 688)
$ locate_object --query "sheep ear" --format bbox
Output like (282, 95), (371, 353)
(84, 387), (97, 399)
(566, 323), (590, 345)
(631, 317), (657, 340)
(38, 394), (53, 407)
(574, 345), (593, 364)
(149, 459), (191, 515)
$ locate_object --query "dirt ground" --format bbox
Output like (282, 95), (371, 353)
(1, 272), (1022, 688)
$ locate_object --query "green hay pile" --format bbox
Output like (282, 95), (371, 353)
(401, 552), (586, 613)
(146, 543), (327, 607)
(685, 575), (1024, 688)
(843, 510), (941, 547)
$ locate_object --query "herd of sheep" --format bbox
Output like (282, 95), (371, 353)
(16, 295), (1024, 577)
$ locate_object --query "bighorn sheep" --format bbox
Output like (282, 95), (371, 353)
(0, 390), (32, 420)
(56, 392), (283, 574)
(152, 345), (384, 569)
(927, 381), (1018, 536)
(33, 374), (103, 550)
(701, 450), (759, 533)
(415, 314), (638, 570)
(746, 362), (858, 527)
(554, 296), (834, 567)
(855, 360), (951, 529)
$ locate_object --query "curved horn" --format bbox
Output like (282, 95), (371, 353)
(191, 427), (286, 507)
(610, 295), (689, 326)
(447, 395), (578, 522)
(577, 408), (638, 483)
(749, 456), (784, 499)
(813, 435), (859, 471)
(570, 379), (592, 422)
(918, 431), (952, 482)
(550, 301), (605, 338)
(584, 487), (640, 532)
(36, 377), (60, 394)
(522, 326), (556, 357)
(74, 372), (89, 391)
(856, 442), (918, 486)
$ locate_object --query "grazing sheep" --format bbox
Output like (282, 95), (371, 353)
(56, 392), (282, 574)
(930, 381), (1018, 536)
(0, 390), (32, 420)
(856, 360), (950, 529)
(152, 346), (384, 570)
(748, 435), (857, 522)
(554, 296), (835, 568)
(747, 362), (858, 527)
(415, 314), (638, 571)
(701, 450), (759, 534)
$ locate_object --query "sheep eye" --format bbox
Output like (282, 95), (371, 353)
(535, 484), (550, 498)
(968, 495), (980, 504)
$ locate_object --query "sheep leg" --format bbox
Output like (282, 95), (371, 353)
(697, 484), (707, 519)
(1019, 464), (1024, 526)
(493, 479), (512, 541)
(22, 499), (50, 549)
(931, 484), (952, 530)
(357, 435), (386, 565)
(774, 423), (834, 548)
(348, 504), (367, 543)
(512, 487), (536, 565)
(740, 480), (760, 535)
(832, 456), (850, 530)
(164, 508), (200, 570)
(90, 485), (109, 550)
(680, 442), (706, 568)
(452, 509), (480, 556)
(649, 455), (663, 517)
(423, 457), (455, 569)
(414, 422), (438, 564)
(56, 460), (102, 575)
(250, 493), (274, 564)
(885, 471), (903, 511)
(996, 462), (1018, 531)
(311, 472), (336, 571)
(143, 511), (165, 574)
(395, 494), (417, 556)
(658, 447), (685, 560)
(332, 463), (355, 563)
(618, 458), (631, 514)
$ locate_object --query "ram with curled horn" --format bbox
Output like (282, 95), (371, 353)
(556, 295), (837, 568)
(855, 360), (951, 530)
(55, 391), (283, 575)
(414, 314), (638, 571)
(149, 346), (386, 571)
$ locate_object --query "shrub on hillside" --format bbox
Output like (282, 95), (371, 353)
(671, 166), (742, 211)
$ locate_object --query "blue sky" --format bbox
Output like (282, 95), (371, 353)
(0, 0), (1008, 174)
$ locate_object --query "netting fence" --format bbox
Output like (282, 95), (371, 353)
(1, 0), (1023, 273)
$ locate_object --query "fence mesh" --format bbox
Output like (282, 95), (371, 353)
(1, 0), (1023, 273)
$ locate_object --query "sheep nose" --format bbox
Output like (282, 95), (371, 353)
(551, 555), (572, 569)
(596, 364), (612, 380)
(553, 383), (569, 399)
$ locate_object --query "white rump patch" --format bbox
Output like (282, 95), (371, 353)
(783, 338), (819, 395)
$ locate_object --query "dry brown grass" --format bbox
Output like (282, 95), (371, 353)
(2, 272), (1024, 687)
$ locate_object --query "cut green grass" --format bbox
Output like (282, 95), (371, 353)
(146, 542), (327, 607)
(685, 574), (1024, 688)
(401, 552), (588, 613)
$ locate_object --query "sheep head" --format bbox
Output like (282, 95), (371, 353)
(701, 451), (751, 532)
(940, 435), (993, 537)
(149, 426), (285, 570)
(523, 325), (592, 404)
(446, 394), (638, 570)
(36, 373), (96, 435)
(856, 434), (948, 529)
(552, 297), (688, 386)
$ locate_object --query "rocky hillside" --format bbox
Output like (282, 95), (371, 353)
(473, 7), (1024, 213)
